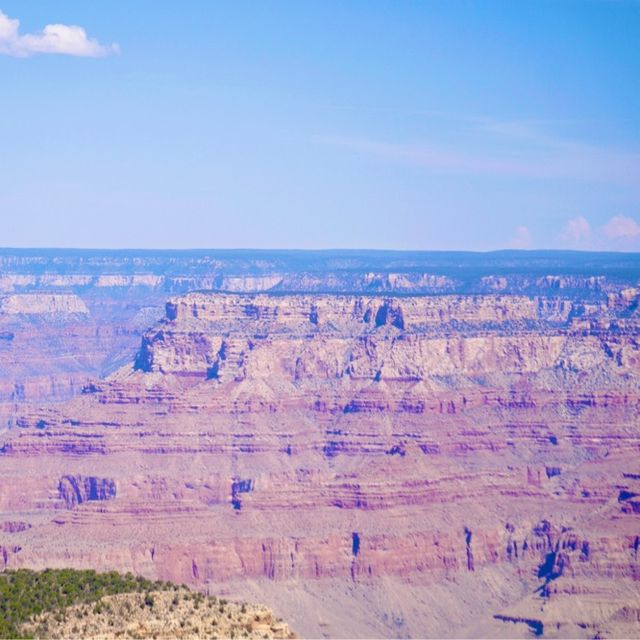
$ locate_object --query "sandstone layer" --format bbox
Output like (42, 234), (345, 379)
(1, 282), (639, 638)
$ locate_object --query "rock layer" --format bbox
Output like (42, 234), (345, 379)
(2, 248), (639, 429)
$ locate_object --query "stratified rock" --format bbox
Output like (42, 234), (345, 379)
(0, 294), (89, 315)
(1, 284), (639, 638)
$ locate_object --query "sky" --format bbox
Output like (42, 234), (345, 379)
(0, 1), (639, 251)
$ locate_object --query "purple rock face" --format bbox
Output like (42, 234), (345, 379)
(58, 475), (116, 509)
(1, 250), (640, 638)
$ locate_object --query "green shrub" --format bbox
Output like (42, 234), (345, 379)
(0, 568), (173, 638)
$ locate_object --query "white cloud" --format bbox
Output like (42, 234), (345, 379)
(508, 226), (533, 249)
(0, 10), (118, 57)
(556, 214), (640, 250)
(559, 216), (592, 246)
(602, 214), (640, 241)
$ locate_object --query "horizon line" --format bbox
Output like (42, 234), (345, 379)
(1, 246), (640, 256)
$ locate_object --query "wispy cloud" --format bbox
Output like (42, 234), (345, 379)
(0, 9), (118, 57)
(316, 119), (640, 187)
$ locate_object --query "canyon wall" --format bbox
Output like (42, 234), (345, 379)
(1, 273), (639, 637)
(2, 248), (638, 429)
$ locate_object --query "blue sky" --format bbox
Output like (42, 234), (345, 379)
(0, 1), (638, 250)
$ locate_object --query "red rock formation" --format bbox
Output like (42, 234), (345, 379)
(1, 288), (639, 637)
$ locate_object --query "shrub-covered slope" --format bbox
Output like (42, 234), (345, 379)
(0, 569), (294, 639)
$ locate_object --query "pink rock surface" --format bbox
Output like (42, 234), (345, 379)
(1, 289), (639, 637)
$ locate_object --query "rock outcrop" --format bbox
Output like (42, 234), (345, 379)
(58, 475), (117, 510)
(22, 588), (295, 639)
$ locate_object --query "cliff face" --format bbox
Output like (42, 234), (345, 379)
(1, 249), (638, 432)
(135, 293), (591, 380)
(0, 293), (160, 430)
(1, 285), (639, 638)
(0, 294), (90, 315)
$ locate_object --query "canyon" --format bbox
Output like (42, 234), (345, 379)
(0, 249), (639, 638)
(1, 248), (635, 425)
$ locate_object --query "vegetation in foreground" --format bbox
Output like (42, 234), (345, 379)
(0, 568), (293, 640)
(0, 568), (172, 638)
